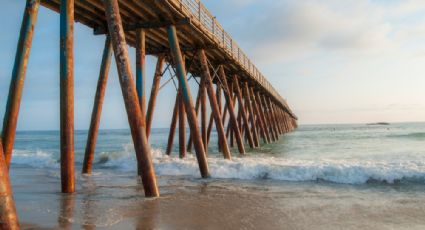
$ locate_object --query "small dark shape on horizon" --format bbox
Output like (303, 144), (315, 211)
(366, 122), (390, 126)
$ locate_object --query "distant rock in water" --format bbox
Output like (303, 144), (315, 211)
(367, 122), (390, 126)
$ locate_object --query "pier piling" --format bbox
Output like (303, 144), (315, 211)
(2, 0), (40, 168)
(104, 0), (159, 197)
(82, 37), (112, 174)
(167, 25), (210, 178)
(0, 139), (19, 230)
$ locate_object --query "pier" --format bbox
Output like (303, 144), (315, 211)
(0, 0), (297, 228)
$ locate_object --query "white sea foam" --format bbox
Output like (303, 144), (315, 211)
(10, 145), (425, 185)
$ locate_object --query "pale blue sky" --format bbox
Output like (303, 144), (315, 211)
(1, 0), (425, 130)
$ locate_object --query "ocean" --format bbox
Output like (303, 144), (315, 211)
(9, 122), (425, 229)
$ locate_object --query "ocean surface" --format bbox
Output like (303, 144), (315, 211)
(8, 122), (425, 229)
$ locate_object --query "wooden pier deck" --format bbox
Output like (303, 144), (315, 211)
(1, 0), (298, 228)
(41, 0), (296, 116)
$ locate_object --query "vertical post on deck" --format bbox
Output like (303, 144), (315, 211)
(198, 50), (231, 159)
(166, 96), (179, 156)
(146, 55), (165, 138)
(167, 25), (210, 178)
(60, 0), (75, 194)
(233, 77), (255, 149)
(136, 29), (146, 119)
(104, 0), (159, 196)
(2, 0), (40, 167)
(0, 139), (19, 230)
(218, 67), (245, 154)
(243, 82), (259, 147)
(82, 37), (112, 174)
(178, 88), (186, 158)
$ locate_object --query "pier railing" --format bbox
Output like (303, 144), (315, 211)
(168, 0), (295, 116)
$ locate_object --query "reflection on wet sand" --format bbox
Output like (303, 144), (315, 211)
(58, 193), (75, 229)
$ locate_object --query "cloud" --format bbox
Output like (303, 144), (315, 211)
(219, 0), (425, 64)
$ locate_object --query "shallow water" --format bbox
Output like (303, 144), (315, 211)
(8, 122), (425, 229)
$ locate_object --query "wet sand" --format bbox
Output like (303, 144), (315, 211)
(10, 167), (425, 230)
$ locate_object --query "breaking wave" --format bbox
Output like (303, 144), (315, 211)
(10, 144), (425, 185)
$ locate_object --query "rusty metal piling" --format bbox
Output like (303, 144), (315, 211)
(104, 0), (159, 196)
(2, 0), (40, 168)
(82, 37), (112, 174)
(167, 25), (210, 178)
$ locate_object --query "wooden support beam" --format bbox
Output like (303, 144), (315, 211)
(146, 55), (166, 138)
(104, 0), (159, 197)
(82, 36), (112, 174)
(60, 0), (75, 194)
(243, 82), (259, 147)
(262, 94), (279, 141)
(215, 85), (223, 151)
(93, 18), (192, 35)
(186, 86), (202, 152)
(255, 91), (273, 142)
(178, 88), (186, 158)
(2, 0), (40, 168)
(218, 67), (245, 154)
(200, 76), (208, 154)
(268, 97), (282, 137)
(250, 87), (268, 144)
(167, 25), (210, 178)
(198, 50), (231, 159)
(166, 95), (179, 156)
(0, 139), (20, 229)
(136, 29), (146, 121)
(233, 77), (255, 149)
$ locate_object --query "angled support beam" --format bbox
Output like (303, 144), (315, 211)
(218, 67), (245, 154)
(104, 0), (159, 197)
(186, 87), (202, 152)
(82, 36), (113, 174)
(250, 87), (268, 144)
(233, 77), (255, 149)
(267, 97), (281, 137)
(136, 29), (146, 121)
(166, 95), (179, 156)
(262, 94), (279, 141)
(167, 25), (210, 178)
(200, 76), (208, 154)
(198, 50), (231, 159)
(146, 55), (166, 138)
(255, 91), (274, 142)
(2, 0), (40, 167)
(60, 0), (75, 194)
(178, 88), (186, 158)
(0, 139), (19, 229)
(243, 82), (259, 147)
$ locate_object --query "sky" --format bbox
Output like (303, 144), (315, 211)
(1, 0), (425, 131)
